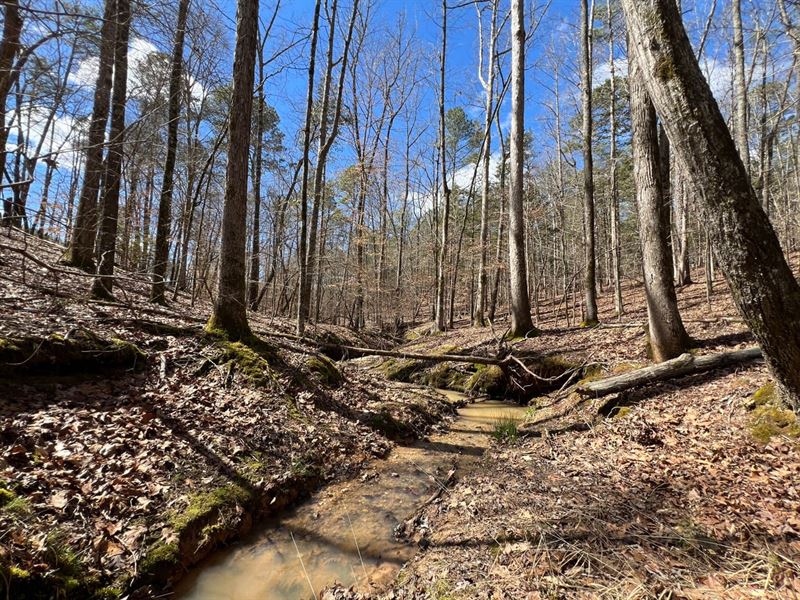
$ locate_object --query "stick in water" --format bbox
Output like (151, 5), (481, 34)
(347, 512), (368, 581)
(290, 530), (317, 600)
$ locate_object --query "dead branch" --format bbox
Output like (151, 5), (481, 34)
(576, 347), (762, 397)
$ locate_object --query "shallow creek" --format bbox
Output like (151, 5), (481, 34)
(175, 390), (527, 600)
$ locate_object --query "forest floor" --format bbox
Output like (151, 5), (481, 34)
(3, 226), (800, 599)
(326, 275), (800, 598)
(0, 228), (456, 599)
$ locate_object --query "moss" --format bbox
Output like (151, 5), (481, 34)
(139, 541), (180, 576)
(8, 565), (31, 580)
(305, 355), (343, 386)
(613, 406), (632, 419)
(93, 586), (124, 599)
(213, 336), (277, 387)
(0, 486), (15, 507)
(611, 361), (642, 375)
(748, 383), (800, 443)
(432, 579), (459, 600)
(378, 357), (422, 381)
(751, 382), (777, 407)
(171, 483), (254, 532)
(466, 364), (507, 396)
(655, 55), (676, 81)
(0, 337), (20, 351)
(290, 458), (316, 477)
(576, 364), (605, 385)
(579, 319), (599, 328)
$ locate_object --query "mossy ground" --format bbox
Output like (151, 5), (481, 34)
(748, 382), (800, 443)
(208, 333), (278, 387)
(305, 355), (343, 386)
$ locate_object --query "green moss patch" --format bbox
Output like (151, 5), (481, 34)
(305, 355), (343, 386)
(170, 483), (254, 532)
(212, 335), (278, 387)
(466, 365), (507, 396)
(748, 383), (800, 443)
(139, 541), (180, 578)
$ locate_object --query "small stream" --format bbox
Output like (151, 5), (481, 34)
(174, 390), (527, 600)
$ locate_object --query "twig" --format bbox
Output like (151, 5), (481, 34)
(290, 530), (317, 600)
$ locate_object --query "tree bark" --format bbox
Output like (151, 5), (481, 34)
(629, 49), (689, 362)
(474, 0), (498, 327)
(248, 43), (265, 309)
(581, 0), (599, 325)
(732, 0), (750, 175)
(508, 0), (536, 338)
(0, 0), (22, 189)
(91, 0), (131, 299)
(577, 347), (762, 397)
(621, 0), (800, 407)
(151, 0), (190, 303)
(607, 0), (623, 318)
(433, 0), (450, 333)
(208, 0), (259, 340)
(66, 0), (116, 270)
(296, 0), (322, 335)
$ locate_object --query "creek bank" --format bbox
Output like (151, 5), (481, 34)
(0, 311), (452, 600)
(174, 391), (528, 600)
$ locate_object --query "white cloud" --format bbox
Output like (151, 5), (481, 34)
(592, 58), (628, 88)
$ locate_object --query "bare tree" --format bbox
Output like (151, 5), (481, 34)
(66, 0), (116, 270)
(208, 0), (259, 339)
(629, 48), (689, 361)
(151, 0), (191, 303)
(508, 0), (536, 338)
(474, 0), (499, 327)
(92, 0), (131, 299)
(296, 0), (322, 334)
(433, 0), (450, 333)
(580, 0), (599, 325)
(732, 0), (750, 175)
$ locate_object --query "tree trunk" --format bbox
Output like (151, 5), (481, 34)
(66, 0), (116, 270)
(296, 0), (322, 335)
(732, 0), (750, 175)
(507, 0), (536, 338)
(248, 46), (265, 309)
(91, 0), (130, 299)
(208, 0), (259, 340)
(0, 0), (22, 188)
(581, 0), (599, 325)
(621, 0), (800, 407)
(629, 48), (689, 362)
(151, 0), (190, 303)
(607, 0), (623, 318)
(474, 0), (498, 327)
(433, 0), (450, 333)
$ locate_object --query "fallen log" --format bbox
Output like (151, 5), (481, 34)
(522, 346), (763, 430)
(576, 346), (763, 398)
(316, 343), (510, 367)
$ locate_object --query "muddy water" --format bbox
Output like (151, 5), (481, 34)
(175, 391), (527, 600)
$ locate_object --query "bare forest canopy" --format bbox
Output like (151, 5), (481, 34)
(2, 0), (800, 396)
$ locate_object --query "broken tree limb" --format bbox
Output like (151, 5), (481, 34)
(522, 347), (763, 431)
(576, 347), (763, 398)
(318, 343), (510, 367)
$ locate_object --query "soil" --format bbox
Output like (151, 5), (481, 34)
(0, 229), (453, 599)
(323, 274), (800, 598)
(3, 228), (800, 599)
